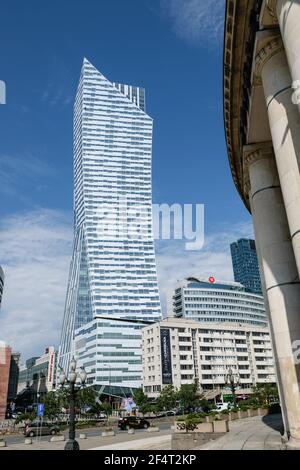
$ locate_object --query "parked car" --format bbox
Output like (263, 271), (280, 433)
(24, 422), (60, 437)
(118, 416), (150, 430)
(165, 409), (183, 416)
(215, 402), (230, 412)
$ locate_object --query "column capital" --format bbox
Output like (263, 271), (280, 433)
(254, 34), (283, 78)
(265, 0), (278, 22)
(243, 143), (274, 196)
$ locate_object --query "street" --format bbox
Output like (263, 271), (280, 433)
(1, 422), (172, 449)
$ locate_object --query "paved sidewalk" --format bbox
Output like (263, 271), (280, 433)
(195, 414), (285, 450)
(90, 434), (171, 450)
(0, 429), (171, 451)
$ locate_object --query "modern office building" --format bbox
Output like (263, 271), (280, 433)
(0, 267), (4, 308)
(17, 346), (57, 397)
(142, 318), (276, 399)
(230, 238), (262, 294)
(168, 277), (267, 328)
(224, 0), (300, 444)
(74, 316), (152, 397)
(0, 342), (11, 420)
(58, 59), (162, 392)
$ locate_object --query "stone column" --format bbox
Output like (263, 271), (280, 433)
(248, 187), (290, 440)
(272, 0), (300, 108)
(256, 36), (300, 284)
(244, 143), (300, 445)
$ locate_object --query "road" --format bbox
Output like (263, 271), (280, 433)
(3, 422), (172, 446)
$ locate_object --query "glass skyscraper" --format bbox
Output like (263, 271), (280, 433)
(230, 238), (262, 295)
(58, 59), (162, 387)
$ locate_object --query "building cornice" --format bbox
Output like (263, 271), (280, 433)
(223, 0), (262, 210)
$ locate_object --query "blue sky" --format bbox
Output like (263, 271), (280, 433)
(0, 0), (253, 358)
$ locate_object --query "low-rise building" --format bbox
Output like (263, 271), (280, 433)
(168, 277), (267, 328)
(17, 346), (57, 398)
(142, 318), (276, 399)
(0, 342), (11, 420)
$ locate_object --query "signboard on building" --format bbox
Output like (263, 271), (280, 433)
(47, 348), (55, 388)
(160, 328), (172, 384)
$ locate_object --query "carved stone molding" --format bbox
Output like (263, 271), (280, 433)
(255, 36), (283, 77)
(265, 0), (278, 21)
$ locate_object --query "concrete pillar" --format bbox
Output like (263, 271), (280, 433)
(248, 180), (290, 439)
(276, 0), (300, 109)
(245, 144), (300, 445)
(257, 40), (300, 285)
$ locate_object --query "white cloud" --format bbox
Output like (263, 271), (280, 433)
(160, 0), (225, 46)
(0, 209), (72, 361)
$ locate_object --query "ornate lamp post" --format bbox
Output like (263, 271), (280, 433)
(225, 368), (240, 407)
(59, 357), (87, 451)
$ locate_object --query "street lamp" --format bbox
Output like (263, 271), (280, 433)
(59, 357), (87, 451)
(225, 368), (240, 408)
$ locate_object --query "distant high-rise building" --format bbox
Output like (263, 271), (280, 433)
(58, 59), (161, 393)
(230, 238), (262, 294)
(7, 352), (20, 404)
(0, 267), (4, 307)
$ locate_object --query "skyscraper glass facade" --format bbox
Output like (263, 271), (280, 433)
(58, 59), (162, 385)
(230, 238), (262, 295)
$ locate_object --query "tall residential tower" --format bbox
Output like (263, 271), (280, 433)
(230, 238), (262, 294)
(58, 59), (162, 393)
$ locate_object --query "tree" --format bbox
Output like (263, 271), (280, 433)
(41, 391), (61, 420)
(252, 383), (279, 406)
(76, 387), (98, 411)
(56, 386), (98, 413)
(156, 385), (177, 412)
(101, 402), (112, 416)
(177, 382), (200, 413)
(132, 388), (150, 413)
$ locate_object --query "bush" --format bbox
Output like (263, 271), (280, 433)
(230, 407), (239, 414)
(238, 402), (250, 411)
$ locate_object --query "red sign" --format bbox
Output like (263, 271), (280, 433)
(208, 276), (215, 283)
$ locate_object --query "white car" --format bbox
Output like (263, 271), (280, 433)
(215, 402), (229, 412)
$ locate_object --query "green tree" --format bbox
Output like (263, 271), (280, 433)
(177, 382), (200, 413)
(133, 388), (151, 414)
(252, 383), (279, 406)
(156, 385), (177, 412)
(41, 391), (61, 420)
(101, 402), (112, 416)
(76, 387), (98, 411)
(56, 386), (98, 413)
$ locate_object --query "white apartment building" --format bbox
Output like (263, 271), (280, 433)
(168, 277), (268, 328)
(142, 318), (276, 399)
